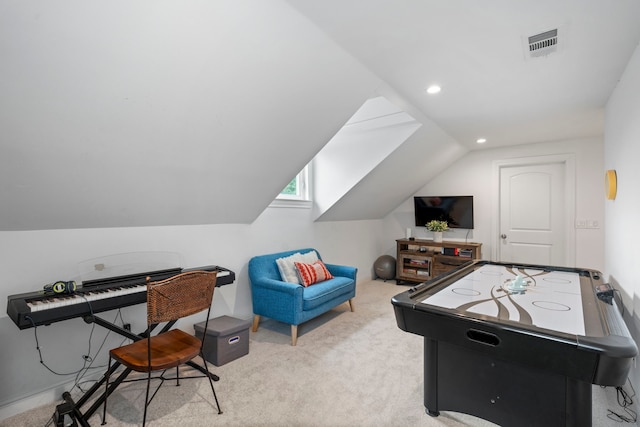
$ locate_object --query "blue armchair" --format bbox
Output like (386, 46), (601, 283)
(248, 248), (357, 345)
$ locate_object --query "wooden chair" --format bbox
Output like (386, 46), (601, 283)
(101, 271), (222, 426)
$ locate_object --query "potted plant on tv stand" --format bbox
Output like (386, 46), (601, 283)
(426, 220), (448, 243)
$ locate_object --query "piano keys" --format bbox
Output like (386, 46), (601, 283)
(6, 265), (235, 330)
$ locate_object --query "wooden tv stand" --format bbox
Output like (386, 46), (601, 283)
(396, 238), (482, 284)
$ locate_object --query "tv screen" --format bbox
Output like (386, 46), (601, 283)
(414, 196), (474, 229)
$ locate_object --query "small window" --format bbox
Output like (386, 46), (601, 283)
(272, 165), (311, 208)
(278, 166), (309, 200)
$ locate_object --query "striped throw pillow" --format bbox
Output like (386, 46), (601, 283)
(294, 260), (334, 287)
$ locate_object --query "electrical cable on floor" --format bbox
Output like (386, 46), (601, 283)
(606, 378), (636, 423)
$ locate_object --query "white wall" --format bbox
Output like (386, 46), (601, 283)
(604, 41), (640, 387)
(0, 208), (383, 419)
(383, 136), (605, 271)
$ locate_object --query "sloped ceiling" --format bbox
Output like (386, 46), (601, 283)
(313, 97), (423, 220)
(314, 92), (466, 221)
(2, 1), (640, 230)
(0, 1), (381, 230)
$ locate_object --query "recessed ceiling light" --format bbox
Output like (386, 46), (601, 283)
(426, 85), (441, 94)
(476, 138), (487, 144)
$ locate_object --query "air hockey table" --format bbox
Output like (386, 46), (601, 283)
(392, 260), (637, 427)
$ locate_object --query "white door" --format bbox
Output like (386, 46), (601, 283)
(498, 162), (567, 265)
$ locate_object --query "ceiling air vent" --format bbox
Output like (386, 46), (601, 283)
(528, 29), (558, 58)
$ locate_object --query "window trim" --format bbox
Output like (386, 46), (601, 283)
(271, 164), (312, 208)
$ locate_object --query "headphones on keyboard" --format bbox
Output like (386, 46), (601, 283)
(43, 280), (77, 295)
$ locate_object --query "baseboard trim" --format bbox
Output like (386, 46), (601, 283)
(0, 384), (63, 422)
(0, 375), (97, 422)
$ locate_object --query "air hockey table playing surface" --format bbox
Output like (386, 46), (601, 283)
(392, 260), (637, 427)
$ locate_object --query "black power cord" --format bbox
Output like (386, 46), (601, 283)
(28, 298), (134, 427)
(25, 296), (96, 377)
(606, 378), (637, 423)
(26, 298), (130, 392)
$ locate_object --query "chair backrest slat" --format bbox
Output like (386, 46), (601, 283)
(147, 271), (217, 325)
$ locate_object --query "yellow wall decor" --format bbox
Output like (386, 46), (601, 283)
(605, 170), (617, 200)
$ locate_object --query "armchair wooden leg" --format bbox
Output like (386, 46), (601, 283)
(348, 298), (355, 312)
(252, 315), (260, 332)
(291, 325), (298, 346)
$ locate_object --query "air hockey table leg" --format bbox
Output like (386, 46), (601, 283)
(424, 338), (440, 416)
(426, 408), (440, 417)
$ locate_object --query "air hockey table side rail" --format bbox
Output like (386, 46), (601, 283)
(392, 260), (638, 387)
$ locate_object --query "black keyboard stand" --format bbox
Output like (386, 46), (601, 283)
(50, 315), (220, 426)
(53, 392), (82, 427)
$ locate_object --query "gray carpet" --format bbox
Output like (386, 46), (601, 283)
(0, 279), (632, 426)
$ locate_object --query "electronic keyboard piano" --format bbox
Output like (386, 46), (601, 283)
(7, 265), (235, 330)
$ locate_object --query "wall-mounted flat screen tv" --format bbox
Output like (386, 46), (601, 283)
(414, 196), (474, 229)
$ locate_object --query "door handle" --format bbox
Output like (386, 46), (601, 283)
(501, 234), (507, 239)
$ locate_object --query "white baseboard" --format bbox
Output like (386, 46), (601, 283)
(0, 378), (84, 422)
(1, 385), (60, 422)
